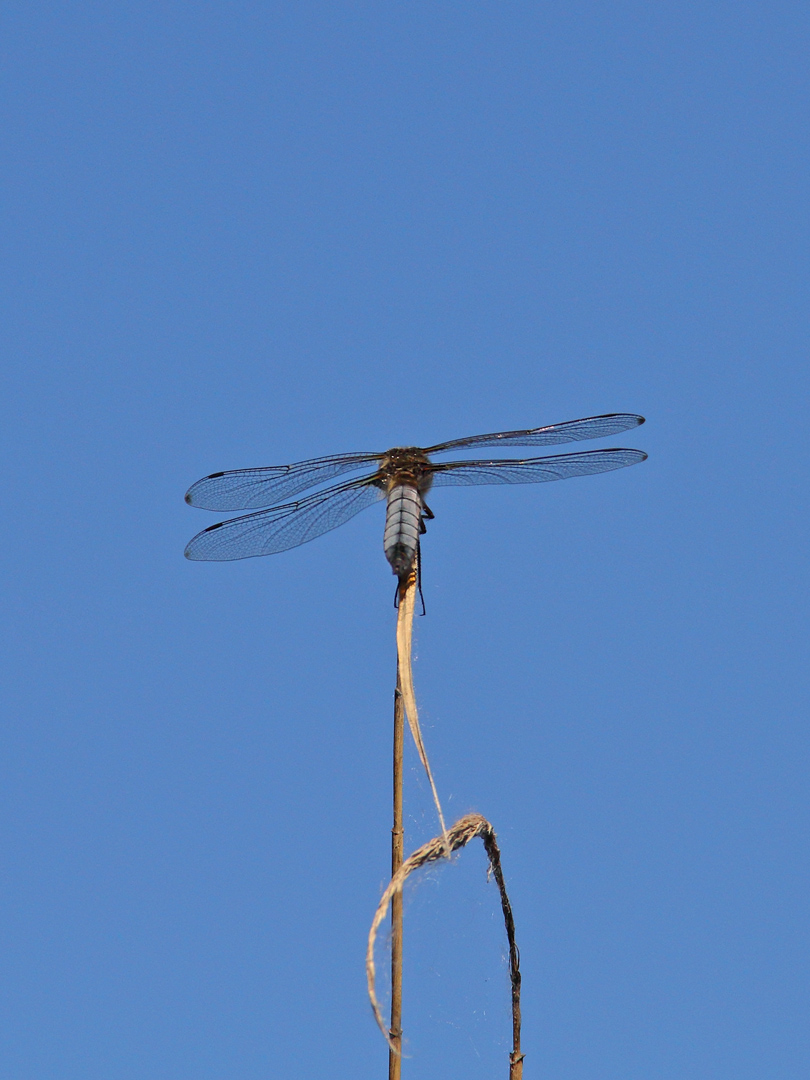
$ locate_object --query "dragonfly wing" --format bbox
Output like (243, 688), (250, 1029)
(428, 448), (647, 487)
(185, 451), (382, 510)
(424, 414), (644, 455)
(185, 476), (385, 561)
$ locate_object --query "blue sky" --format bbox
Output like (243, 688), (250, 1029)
(2, 3), (808, 1077)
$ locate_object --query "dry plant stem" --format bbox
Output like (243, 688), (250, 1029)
(367, 813), (525, 1079)
(389, 560), (447, 1078)
(395, 561), (449, 851)
(388, 667), (404, 1080)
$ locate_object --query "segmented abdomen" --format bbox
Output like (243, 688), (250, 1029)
(384, 483), (422, 576)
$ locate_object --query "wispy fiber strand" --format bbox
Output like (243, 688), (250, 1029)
(367, 812), (525, 1079)
(396, 562), (448, 848)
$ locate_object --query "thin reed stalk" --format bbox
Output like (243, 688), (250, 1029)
(384, 555), (459, 1075)
(389, 663), (404, 1080)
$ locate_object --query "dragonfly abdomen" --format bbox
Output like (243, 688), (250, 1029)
(384, 483), (422, 576)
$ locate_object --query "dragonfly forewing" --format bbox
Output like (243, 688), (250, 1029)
(424, 413), (644, 455)
(184, 451), (382, 511)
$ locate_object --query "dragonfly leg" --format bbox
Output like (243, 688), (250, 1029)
(416, 536), (426, 616)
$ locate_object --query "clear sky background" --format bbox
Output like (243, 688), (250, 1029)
(2, 3), (808, 1078)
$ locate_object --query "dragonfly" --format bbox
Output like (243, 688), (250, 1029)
(184, 413), (646, 577)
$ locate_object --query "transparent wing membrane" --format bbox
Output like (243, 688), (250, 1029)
(184, 477), (385, 561)
(185, 451), (381, 511)
(424, 413), (644, 455)
(429, 448), (647, 486)
(184, 415), (647, 562)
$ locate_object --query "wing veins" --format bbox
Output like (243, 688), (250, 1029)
(428, 448), (647, 487)
(185, 451), (382, 511)
(184, 474), (385, 561)
(424, 413), (644, 455)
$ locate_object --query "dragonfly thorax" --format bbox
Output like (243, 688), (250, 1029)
(378, 447), (434, 497)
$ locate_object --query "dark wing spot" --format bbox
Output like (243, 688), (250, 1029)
(206, 522), (225, 532)
(208, 472), (225, 479)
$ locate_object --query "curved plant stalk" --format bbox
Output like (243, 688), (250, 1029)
(367, 812), (524, 1079)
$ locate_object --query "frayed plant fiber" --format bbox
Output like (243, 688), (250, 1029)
(396, 563), (449, 851)
(367, 812), (525, 1079)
